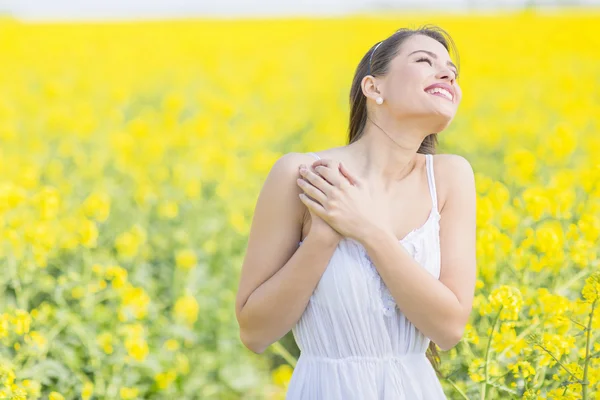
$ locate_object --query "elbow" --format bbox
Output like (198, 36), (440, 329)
(437, 325), (465, 352)
(239, 328), (269, 354)
(437, 308), (470, 351)
(237, 303), (270, 354)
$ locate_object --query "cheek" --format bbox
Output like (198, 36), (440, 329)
(385, 68), (427, 102)
(455, 86), (463, 101)
(385, 79), (415, 103)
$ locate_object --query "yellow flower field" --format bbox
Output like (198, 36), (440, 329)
(0, 9), (599, 399)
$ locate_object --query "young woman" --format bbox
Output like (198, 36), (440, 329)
(236, 25), (477, 399)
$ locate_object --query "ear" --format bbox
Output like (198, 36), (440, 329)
(361, 75), (382, 103)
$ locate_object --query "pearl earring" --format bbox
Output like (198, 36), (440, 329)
(376, 97), (383, 105)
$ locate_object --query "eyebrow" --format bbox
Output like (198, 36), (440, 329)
(408, 49), (458, 73)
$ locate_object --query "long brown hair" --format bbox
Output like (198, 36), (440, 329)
(347, 25), (460, 377)
(348, 24), (460, 156)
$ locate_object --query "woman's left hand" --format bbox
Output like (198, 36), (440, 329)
(297, 158), (394, 243)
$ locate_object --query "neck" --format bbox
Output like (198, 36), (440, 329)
(349, 115), (431, 187)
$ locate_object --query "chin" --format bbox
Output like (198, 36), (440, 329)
(396, 103), (456, 130)
(429, 113), (454, 132)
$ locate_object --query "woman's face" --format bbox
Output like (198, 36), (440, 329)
(375, 34), (462, 132)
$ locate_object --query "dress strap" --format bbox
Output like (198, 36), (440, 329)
(425, 154), (439, 212)
(307, 152), (321, 160)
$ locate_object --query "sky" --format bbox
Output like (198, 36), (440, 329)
(1, 0), (594, 20)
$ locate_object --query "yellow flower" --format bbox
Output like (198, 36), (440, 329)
(154, 370), (177, 390)
(91, 263), (105, 275)
(467, 358), (485, 383)
(79, 219), (99, 248)
(115, 231), (141, 258)
(519, 186), (550, 221)
(173, 294), (199, 326)
(125, 336), (149, 362)
(462, 323), (479, 345)
(175, 353), (190, 375)
(20, 379), (41, 398)
(157, 200), (179, 219)
(96, 332), (114, 354)
(32, 186), (61, 221)
(164, 339), (180, 351)
(9, 386), (27, 400)
(120, 283), (151, 320)
(504, 148), (536, 185)
(11, 310), (31, 335)
(578, 213), (600, 242)
(71, 285), (86, 299)
(175, 249), (197, 270)
(487, 285), (522, 321)
(581, 271), (600, 303)
(49, 392), (65, 400)
(105, 265), (128, 288)
(81, 381), (94, 400)
(0, 313), (10, 339)
(509, 360), (536, 379)
(547, 124), (577, 162)
(25, 330), (48, 350)
(522, 388), (541, 399)
(184, 180), (201, 199)
(119, 387), (139, 399)
(82, 191), (111, 222)
(271, 364), (293, 387)
(534, 220), (564, 255)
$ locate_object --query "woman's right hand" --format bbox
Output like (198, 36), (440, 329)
(298, 162), (343, 246)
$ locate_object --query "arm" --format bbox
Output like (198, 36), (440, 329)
(361, 154), (477, 351)
(235, 153), (339, 354)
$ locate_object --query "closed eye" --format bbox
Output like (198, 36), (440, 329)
(416, 56), (432, 66)
(417, 56), (459, 79)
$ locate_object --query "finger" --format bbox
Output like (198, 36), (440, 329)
(298, 193), (327, 216)
(339, 162), (360, 187)
(299, 166), (334, 197)
(311, 159), (345, 186)
(311, 158), (335, 168)
(313, 164), (343, 187)
(297, 177), (328, 205)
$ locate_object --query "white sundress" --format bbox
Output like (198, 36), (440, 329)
(287, 152), (447, 399)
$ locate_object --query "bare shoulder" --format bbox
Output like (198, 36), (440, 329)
(266, 151), (329, 184)
(263, 151), (319, 216)
(432, 153), (474, 178)
(431, 154), (475, 211)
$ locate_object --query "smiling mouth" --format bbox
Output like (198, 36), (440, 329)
(425, 88), (454, 102)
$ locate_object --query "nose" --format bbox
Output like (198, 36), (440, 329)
(435, 66), (456, 83)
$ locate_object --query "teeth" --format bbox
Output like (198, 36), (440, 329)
(426, 87), (453, 101)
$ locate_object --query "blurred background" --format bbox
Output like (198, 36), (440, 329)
(3, 0), (600, 18)
(0, 1), (599, 399)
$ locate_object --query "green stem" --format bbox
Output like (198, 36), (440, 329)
(481, 307), (502, 400)
(8, 255), (26, 310)
(568, 316), (587, 330)
(270, 341), (297, 368)
(582, 299), (596, 400)
(489, 369), (513, 385)
(486, 380), (518, 396)
(534, 343), (581, 383)
(446, 378), (470, 400)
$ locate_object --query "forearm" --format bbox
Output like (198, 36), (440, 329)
(362, 228), (463, 350)
(238, 234), (339, 353)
